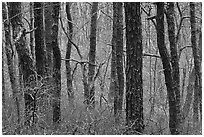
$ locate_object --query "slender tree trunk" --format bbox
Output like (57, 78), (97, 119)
(86, 2), (98, 109)
(166, 2), (181, 130)
(156, 2), (180, 134)
(125, 2), (144, 134)
(51, 2), (61, 124)
(113, 2), (124, 123)
(190, 2), (202, 124)
(108, 3), (117, 104)
(30, 2), (35, 61)
(65, 2), (74, 106)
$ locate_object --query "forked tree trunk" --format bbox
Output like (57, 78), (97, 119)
(125, 2), (144, 134)
(156, 2), (180, 134)
(166, 2), (181, 131)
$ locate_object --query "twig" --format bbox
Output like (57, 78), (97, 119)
(143, 52), (161, 58)
(25, 27), (37, 34)
(141, 6), (156, 28)
(179, 45), (192, 58)
(61, 58), (97, 66)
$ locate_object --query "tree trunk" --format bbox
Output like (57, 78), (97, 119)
(108, 3), (117, 104)
(86, 2), (98, 109)
(34, 2), (47, 77)
(190, 2), (202, 124)
(65, 2), (74, 106)
(113, 2), (124, 124)
(2, 2), (21, 132)
(156, 2), (180, 134)
(30, 2), (35, 61)
(8, 2), (36, 127)
(125, 2), (144, 134)
(51, 2), (61, 124)
(166, 2), (181, 131)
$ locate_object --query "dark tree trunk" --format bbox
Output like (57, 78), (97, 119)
(166, 1), (181, 129)
(112, 2), (124, 123)
(8, 2), (36, 127)
(42, 2), (54, 125)
(34, 2), (47, 77)
(124, 2), (144, 134)
(65, 2), (74, 105)
(156, 2), (180, 134)
(86, 2), (98, 108)
(51, 2), (61, 124)
(190, 2), (202, 124)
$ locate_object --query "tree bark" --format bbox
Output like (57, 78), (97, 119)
(65, 2), (74, 106)
(156, 2), (180, 134)
(86, 2), (98, 109)
(166, 1), (181, 131)
(190, 2), (202, 124)
(125, 2), (144, 134)
(3, 2), (21, 132)
(51, 2), (61, 124)
(112, 2), (124, 124)
(34, 2), (47, 77)
(8, 2), (36, 127)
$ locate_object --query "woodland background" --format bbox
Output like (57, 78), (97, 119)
(2, 2), (202, 135)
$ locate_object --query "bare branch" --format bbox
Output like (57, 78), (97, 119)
(101, 10), (113, 20)
(25, 27), (37, 34)
(143, 52), (161, 58)
(59, 16), (83, 59)
(141, 6), (157, 28)
(61, 58), (97, 66)
(179, 45), (192, 58)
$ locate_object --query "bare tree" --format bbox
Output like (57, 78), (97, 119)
(51, 2), (61, 124)
(156, 2), (180, 134)
(166, 1), (181, 131)
(125, 2), (144, 134)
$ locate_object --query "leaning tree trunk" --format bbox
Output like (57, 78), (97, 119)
(51, 2), (61, 124)
(8, 2), (36, 127)
(86, 2), (98, 109)
(166, 2), (181, 130)
(124, 2), (144, 134)
(65, 2), (74, 106)
(156, 2), (180, 134)
(112, 2), (124, 124)
(190, 2), (202, 124)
